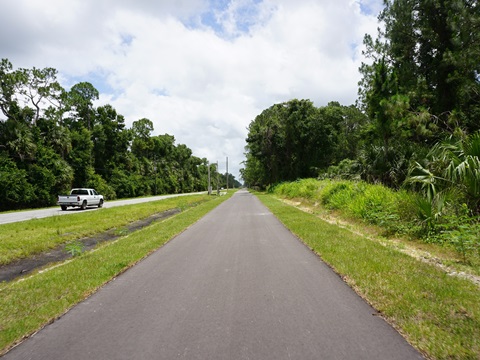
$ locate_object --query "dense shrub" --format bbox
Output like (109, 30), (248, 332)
(273, 179), (321, 199)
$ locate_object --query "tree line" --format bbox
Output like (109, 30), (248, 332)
(0, 59), (240, 211)
(242, 0), (480, 216)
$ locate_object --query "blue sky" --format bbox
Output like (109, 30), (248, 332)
(0, 0), (384, 180)
(198, 0), (266, 36)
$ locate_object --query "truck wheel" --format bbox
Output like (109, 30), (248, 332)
(98, 199), (104, 208)
(61, 205), (67, 211)
(81, 200), (87, 210)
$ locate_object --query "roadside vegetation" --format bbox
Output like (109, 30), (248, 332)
(258, 191), (480, 359)
(273, 179), (480, 268)
(0, 193), (231, 354)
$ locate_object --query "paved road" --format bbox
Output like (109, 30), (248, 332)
(0, 192), (206, 225)
(2, 190), (423, 359)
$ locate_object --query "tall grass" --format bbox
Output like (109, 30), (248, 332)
(274, 179), (419, 235)
(273, 178), (322, 199)
(272, 178), (479, 264)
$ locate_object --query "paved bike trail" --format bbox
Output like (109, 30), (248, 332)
(2, 190), (423, 359)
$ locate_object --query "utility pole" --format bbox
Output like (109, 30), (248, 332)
(207, 161), (211, 195)
(226, 156), (229, 191)
(154, 154), (157, 195)
(216, 161), (220, 195)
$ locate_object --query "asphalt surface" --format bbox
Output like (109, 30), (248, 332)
(0, 192), (206, 225)
(2, 190), (423, 359)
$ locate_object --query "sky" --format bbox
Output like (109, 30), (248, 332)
(0, 0), (384, 182)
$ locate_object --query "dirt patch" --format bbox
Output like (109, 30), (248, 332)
(0, 208), (181, 283)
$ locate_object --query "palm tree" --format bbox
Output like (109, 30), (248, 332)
(7, 122), (36, 161)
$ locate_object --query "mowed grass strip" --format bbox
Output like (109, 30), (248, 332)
(0, 195), (209, 266)
(258, 194), (480, 360)
(0, 194), (231, 355)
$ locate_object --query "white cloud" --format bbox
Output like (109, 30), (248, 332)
(0, 0), (382, 181)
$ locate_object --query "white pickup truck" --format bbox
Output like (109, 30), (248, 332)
(57, 188), (104, 211)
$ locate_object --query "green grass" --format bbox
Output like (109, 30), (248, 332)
(0, 194), (231, 355)
(0, 195), (209, 266)
(258, 193), (480, 360)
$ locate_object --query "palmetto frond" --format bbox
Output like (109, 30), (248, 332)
(408, 131), (480, 213)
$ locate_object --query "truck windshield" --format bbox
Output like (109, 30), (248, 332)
(71, 189), (89, 195)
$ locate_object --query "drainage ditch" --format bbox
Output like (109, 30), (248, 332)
(0, 208), (181, 283)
